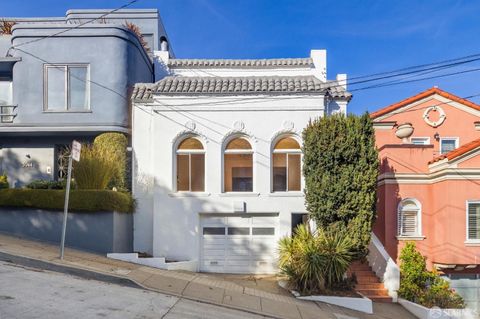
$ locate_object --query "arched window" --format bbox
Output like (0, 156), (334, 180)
(272, 137), (301, 192)
(224, 137), (253, 192)
(176, 137), (205, 192)
(398, 199), (422, 237)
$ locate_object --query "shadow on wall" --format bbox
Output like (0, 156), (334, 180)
(378, 157), (401, 260)
(1, 148), (46, 188)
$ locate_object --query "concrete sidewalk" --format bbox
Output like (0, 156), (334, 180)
(0, 233), (414, 319)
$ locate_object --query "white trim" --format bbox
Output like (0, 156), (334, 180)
(222, 135), (255, 193)
(374, 93), (480, 122)
(439, 137), (459, 154)
(410, 136), (431, 145)
(466, 200), (480, 242)
(218, 192), (260, 197)
(397, 235), (426, 241)
(397, 198), (422, 237)
(173, 135), (206, 193)
(377, 169), (480, 185)
(43, 63), (90, 112)
(270, 134), (303, 193)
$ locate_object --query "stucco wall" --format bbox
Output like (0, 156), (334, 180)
(0, 208), (133, 254)
(132, 94), (327, 259)
(8, 24), (152, 132)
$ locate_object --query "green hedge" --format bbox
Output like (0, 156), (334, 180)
(0, 189), (135, 213)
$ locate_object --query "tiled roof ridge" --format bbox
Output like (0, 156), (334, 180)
(370, 87), (480, 119)
(428, 137), (480, 164)
(167, 57), (313, 68)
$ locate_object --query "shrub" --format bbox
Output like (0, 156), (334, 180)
(0, 173), (8, 189)
(278, 224), (355, 294)
(0, 189), (134, 213)
(399, 242), (465, 309)
(94, 132), (127, 189)
(302, 113), (379, 256)
(25, 179), (66, 190)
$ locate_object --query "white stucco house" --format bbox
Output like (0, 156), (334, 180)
(131, 49), (351, 274)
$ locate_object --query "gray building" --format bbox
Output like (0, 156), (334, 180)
(0, 9), (172, 187)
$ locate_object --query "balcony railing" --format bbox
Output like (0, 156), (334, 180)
(0, 105), (17, 123)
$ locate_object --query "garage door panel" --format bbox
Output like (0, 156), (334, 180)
(201, 216), (278, 274)
(203, 249), (225, 256)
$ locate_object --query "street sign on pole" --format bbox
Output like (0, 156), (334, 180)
(60, 140), (81, 260)
(71, 140), (81, 162)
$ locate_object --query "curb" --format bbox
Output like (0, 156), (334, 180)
(0, 250), (280, 319)
(0, 251), (141, 289)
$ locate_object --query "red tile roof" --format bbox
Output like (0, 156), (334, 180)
(428, 137), (480, 164)
(370, 87), (480, 119)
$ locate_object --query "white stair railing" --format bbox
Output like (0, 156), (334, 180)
(366, 233), (400, 302)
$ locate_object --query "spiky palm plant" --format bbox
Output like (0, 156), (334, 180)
(278, 224), (355, 294)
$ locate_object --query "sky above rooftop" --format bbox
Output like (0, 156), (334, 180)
(3, 0), (480, 114)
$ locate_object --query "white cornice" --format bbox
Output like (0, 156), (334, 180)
(377, 169), (480, 185)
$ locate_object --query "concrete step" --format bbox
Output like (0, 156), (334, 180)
(368, 296), (393, 303)
(355, 276), (381, 283)
(356, 289), (390, 297)
(355, 282), (385, 289)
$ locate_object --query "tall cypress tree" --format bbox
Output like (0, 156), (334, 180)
(302, 113), (379, 256)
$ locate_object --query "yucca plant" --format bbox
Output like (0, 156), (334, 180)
(278, 224), (355, 294)
(73, 144), (116, 190)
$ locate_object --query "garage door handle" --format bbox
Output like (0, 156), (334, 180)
(210, 261), (218, 265)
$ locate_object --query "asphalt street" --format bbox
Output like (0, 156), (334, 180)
(0, 261), (267, 319)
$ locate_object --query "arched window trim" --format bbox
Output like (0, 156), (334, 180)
(174, 135), (205, 193)
(397, 198), (423, 238)
(271, 135), (303, 193)
(222, 134), (255, 193)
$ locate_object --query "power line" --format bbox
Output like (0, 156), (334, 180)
(8, 0), (139, 51)
(352, 67), (480, 92)
(348, 52), (480, 81)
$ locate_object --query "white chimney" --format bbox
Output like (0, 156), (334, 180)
(153, 50), (170, 81)
(336, 73), (347, 90)
(310, 49), (327, 82)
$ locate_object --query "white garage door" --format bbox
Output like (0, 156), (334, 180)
(200, 215), (279, 274)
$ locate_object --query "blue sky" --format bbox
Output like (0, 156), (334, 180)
(3, 0), (480, 114)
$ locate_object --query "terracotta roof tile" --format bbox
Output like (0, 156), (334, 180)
(428, 137), (480, 164)
(132, 76), (352, 99)
(371, 87), (480, 119)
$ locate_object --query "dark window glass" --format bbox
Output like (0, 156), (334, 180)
(177, 154), (189, 191)
(203, 227), (225, 235)
(252, 227), (275, 235)
(273, 153), (287, 191)
(227, 227), (250, 235)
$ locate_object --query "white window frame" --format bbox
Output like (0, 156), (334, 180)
(43, 64), (91, 112)
(222, 136), (254, 193)
(397, 198), (424, 240)
(410, 137), (430, 145)
(439, 137), (459, 155)
(466, 200), (480, 244)
(174, 136), (206, 193)
(271, 137), (302, 193)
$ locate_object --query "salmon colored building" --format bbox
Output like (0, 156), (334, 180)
(371, 87), (480, 306)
